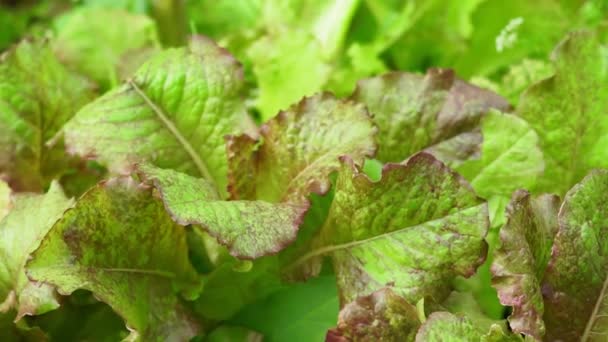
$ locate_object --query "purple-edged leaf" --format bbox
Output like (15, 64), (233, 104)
(542, 170), (608, 340)
(326, 288), (420, 342)
(290, 152), (488, 304)
(227, 92), (376, 204)
(491, 190), (559, 339)
(138, 164), (307, 259)
(351, 68), (510, 165)
(27, 178), (202, 341)
(0, 182), (72, 320)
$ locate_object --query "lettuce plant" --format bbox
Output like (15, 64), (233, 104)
(0, 1), (607, 341)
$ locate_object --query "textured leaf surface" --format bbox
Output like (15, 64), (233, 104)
(0, 182), (72, 319)
(138, 164), (307, 258)
(542, 170), (608, 340)
(490, 191), (559, 339)
(517, 30), (608, 195)
(415, 312), (521, 342)
(65, 36), (253, 196)
(326, 288), (420, 341)
(0, 39), (94, 191)
(351, 68), (510, 164)
(295, 153), (488, 304)
(455, 110), (543, 210)
(53, 7), (160, 89)
(227, 92), (376, 203)
(0, 180), (9, 221)
(27, 178), (202, 341)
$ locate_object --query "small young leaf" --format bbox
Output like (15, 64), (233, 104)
(351, 68), (510, 164)
(27, 178), (202, 341)
(0, 182), (72, 320)
(292, 153), (488, 304)
(65, 36), (255, 196)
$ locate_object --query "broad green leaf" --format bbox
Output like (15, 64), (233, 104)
(490, 191), (559, 339)
(227, 93), (376, 203)
(455, 110), (543, 214)
(415, 312), (522, 341)
(517, 30), (608, 195)
(64, 36), (254, 197)
(231, 274), (339, 342)
(542, 170), (608, 340)
(0, 39), (95, 191)
(27, 177), (202, 341)
(453, 0), (576, 78)
(53, 7), (160, 90)
(326, 288), (420, 341)
(351, 69), (510, 164)
(0, 310), (47, 341)
(204, 325), (263, 342)
(292, 153), (488, 304)
(193, 258), (282, 320)
(499, 59), (553, 105)
(0, 181), (72, 320)
(137, 164), (307, 259)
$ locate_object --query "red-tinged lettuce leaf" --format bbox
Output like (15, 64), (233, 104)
(52, 7), (161, 90)
(517, 30), (608, 195)
(326, 288), (421, 342)
(290, 152), (488, 304)
(415, 312), (522, 342)
(0, 181), (73, 320)
(137, 164), (307, 259)
(491, 191), (559, 339)
(541, 170), (608, 340)
(64, 35), (255, 197)
(227, 92), (377, 204)
(0, 39), (95, 191)
(350, 68), (510, 165)
(26, 177), (203, 341)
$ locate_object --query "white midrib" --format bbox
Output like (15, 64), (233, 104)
(128, 80), (216, 192)
(582, 276), (608, 341)
(33, 265), (176, 278)
(285, 203), (485, 271)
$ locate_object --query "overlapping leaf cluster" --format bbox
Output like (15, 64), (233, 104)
(0, 1), (607, 341)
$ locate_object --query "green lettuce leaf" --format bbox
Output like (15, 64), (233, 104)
(52, 7), (160, 90)
(327, 288), (421, 341)
(542, 170), (608, 340)
(27, 177), (202, 341)
(64, 35), (255, 197)
(290, 153), (488, 304)
(517, 30), (608, 195)
(455, 110), (543, 215)
(0, 182), (72, 320)
(491, 191), (559, 339)
(351, 69), (510, 165)
(0, 180), (9, 221)
(227, 93), (376, 203)
(204, 325), (263, 342)
(0, 39), (95, 191)
(231, 274), (339, 342)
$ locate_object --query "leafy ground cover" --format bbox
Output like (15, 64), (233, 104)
(0, 0), (607, 341)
